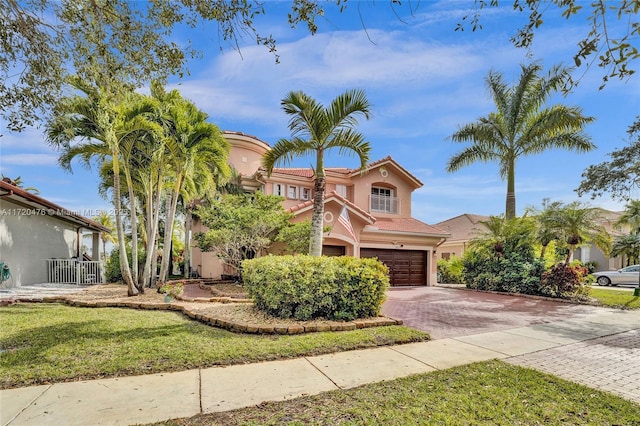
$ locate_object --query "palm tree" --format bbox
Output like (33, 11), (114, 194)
(550, 202), (611, 264)
(151, 83), (231, 284)
(470, 215), (536, 256)
(615, 199), (640, 234)
(46, 77), (155, 296)
(92, 211), (116, 262)
(263, 89), (372, 256)
(611, 233), (640, 266)
(447, 63), (595, 219)
(527, 199), (564, 259)
(0, 175), (40, 194)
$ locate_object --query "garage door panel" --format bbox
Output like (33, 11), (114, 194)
(360, 249), (427, 286)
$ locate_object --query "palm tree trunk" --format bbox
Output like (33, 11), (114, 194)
(142, 179), (161, 288)
(183, 209), (191, 279)
(126, 180), (141, 292)
(159, 184), (181, 283)
(309, 155), (326, 256)
(112, 154), (137, 296)
(505, 158), (516, 219)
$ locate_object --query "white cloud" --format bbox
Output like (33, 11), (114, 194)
(1, 154), (58, 166)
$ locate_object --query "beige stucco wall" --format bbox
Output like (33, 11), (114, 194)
(0, 198), (78, 287)
(351, 166), (413, 218)
(225, 132), (270, 178)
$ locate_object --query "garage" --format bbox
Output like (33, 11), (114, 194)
(360, 248), (427, 286)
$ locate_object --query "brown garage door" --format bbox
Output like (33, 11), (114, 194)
(360, 249), (427, 286)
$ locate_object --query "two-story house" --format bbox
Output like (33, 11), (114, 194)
(190, 132), (449, 286)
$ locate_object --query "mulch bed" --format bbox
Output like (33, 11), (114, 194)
(25, 283), (402, 335)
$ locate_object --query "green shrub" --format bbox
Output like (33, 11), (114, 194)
(242, 255), (389, 321)
(540, 263), (591, 299)
(105, 247), (147, 283)
(437, 256), (464, 283)
(462, 250), (544, 294)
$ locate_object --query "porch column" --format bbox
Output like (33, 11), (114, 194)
(92, 232), (100, 261)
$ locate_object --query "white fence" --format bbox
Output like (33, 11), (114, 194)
(47, 259), (104, 285)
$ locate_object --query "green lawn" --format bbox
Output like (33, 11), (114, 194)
(0, 303), (427, 389)
(589, 287), (640, 309)
(158, 360), (640, 425)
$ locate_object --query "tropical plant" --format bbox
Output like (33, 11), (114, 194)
(263, 89), (371, 256)
(615, 199), (640, 235)
(447, 63), (595, 219)
(150, 83), (231, 285)
(46, 77), (154, 295)
(526, 198), (564, 259)
(92, 211), (116, 261)
(549, 202), (612, 264)
(610, 234), (640, 266)
(193, 192), (294, 278)
(0, 175), (40, 194)
(469, 215), (537, 257)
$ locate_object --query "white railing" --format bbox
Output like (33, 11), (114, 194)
(47, 259), (104, 285)
(370, 194), (400, 214)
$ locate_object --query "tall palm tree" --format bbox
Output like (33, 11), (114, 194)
(550, 202), (611, 264)
(92, 211), (116, 262)
(46, 77), (156, 296)
(263, 89), (372, 256)
(447, 63), (595, 219)
(615, 199), (640, 234)
(151, 83), (231, 284)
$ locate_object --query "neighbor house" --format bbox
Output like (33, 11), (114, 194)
(0, 178), (108, 287)
(190, 131), (450, 286)
(435, 209), (629, 272)
(573, 208), (628, 271)
(434, 213), (490, 260)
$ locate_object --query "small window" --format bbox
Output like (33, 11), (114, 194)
(301, 188), (311, 200)
(336, 184), (347, 197)
(273, 183), (283, 196)
(287, 185), (298, 199)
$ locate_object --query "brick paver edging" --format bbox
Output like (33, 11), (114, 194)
(31, 296), (402, 335)
(439, 285), (605, 307)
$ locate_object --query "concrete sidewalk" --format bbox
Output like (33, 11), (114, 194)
(2, 309), (639, 425)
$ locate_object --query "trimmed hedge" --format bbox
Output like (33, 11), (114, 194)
(242, 255), (390, 321)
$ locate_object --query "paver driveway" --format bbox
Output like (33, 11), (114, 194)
(382, 286), (601, 339)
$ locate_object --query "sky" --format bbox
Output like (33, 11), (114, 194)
(1, 1), (639, 226)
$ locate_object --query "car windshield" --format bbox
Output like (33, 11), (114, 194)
(621, 266), (640, 272)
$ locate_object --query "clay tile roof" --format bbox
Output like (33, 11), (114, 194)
(272, 168), (314, 178)
(286, 199), (314, 213)
(372, 217), (449, 236)
(285, 191), (376, 224)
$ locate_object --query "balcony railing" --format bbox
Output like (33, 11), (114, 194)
(369, 194), (400, 214)
(47, 259), (104, 285)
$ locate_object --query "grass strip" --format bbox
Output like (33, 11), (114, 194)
(160, 360), (640, 425)
(0, 303), (427, 389)
(589, 287), (640, 309)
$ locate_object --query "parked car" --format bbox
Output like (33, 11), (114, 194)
(592, 265), (640, 286)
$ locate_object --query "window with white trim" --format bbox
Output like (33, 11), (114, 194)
(287, 185), (298, 199)
(370, 186), (398, 213)
(301, 187), (311, 200)
(273, 183), (283, 196)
